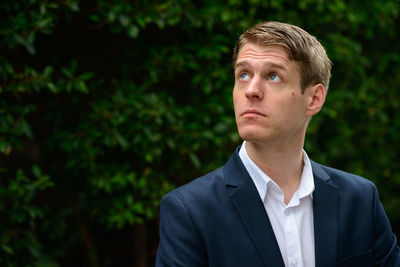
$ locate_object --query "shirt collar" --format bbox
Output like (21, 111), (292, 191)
(238, 141), (315, 205)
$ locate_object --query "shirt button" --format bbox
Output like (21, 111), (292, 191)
(284, 210), (289, 216)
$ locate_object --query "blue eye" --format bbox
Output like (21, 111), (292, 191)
(269, 74), (281, 82)
(239, 73), (250, 80)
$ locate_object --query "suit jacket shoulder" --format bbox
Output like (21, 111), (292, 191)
(166, 166), (225, 202)
(312, 160), (376, 195)
(313, 161), (372, 183)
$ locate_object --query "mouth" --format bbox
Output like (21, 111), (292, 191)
(241, 109), (267, 117)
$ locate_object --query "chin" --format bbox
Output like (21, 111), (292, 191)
(238, 128), (268, 143)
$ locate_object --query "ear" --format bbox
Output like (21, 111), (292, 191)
(305, 83), (326, 117)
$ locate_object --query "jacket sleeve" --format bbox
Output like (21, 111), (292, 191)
(155, 193), (208, 267)
(372, 184), (400, 266)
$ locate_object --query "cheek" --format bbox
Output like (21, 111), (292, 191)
(285, 94), (308, 119)
(279, 94), (301, 116)
(232, 88), (243, 108)
(232, 91), (240, 116)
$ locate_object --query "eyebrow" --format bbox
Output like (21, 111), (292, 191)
(235, 61), (287, 72)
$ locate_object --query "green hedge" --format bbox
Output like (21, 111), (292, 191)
(1, 0), (399, 265)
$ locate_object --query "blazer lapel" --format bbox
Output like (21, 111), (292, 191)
(312, 161), (339, 267)
(224, 148), (285, 267)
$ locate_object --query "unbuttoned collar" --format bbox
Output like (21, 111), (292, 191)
(238, 141), (315, 207)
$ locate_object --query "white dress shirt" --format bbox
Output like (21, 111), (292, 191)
(239, 141), (315, 267)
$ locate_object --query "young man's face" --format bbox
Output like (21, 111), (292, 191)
(233, 43), (315, 146)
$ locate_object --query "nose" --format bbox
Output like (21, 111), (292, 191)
(245, 77), (263, 100)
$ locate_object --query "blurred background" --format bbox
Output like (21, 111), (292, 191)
(1, 0), (399, 266)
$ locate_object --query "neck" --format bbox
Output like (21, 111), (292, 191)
(244, 137), (305, 204)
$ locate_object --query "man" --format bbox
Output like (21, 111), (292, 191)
(155, 21), (400, 266)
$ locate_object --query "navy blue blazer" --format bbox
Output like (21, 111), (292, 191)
(156, 147), (400, 266)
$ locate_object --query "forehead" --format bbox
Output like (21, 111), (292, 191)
(234, 43), (300, 72)
(236, 43), (291, 66)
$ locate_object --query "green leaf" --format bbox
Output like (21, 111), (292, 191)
(32, 165), (41, 178)
(2, 244), (14, 255)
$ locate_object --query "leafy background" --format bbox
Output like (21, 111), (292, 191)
(1, 0), (399, 266)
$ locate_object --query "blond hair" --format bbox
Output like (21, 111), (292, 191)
(233, 21), (332, 93)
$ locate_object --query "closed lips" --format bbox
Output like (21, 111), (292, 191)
(242, 110), (266, 116)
